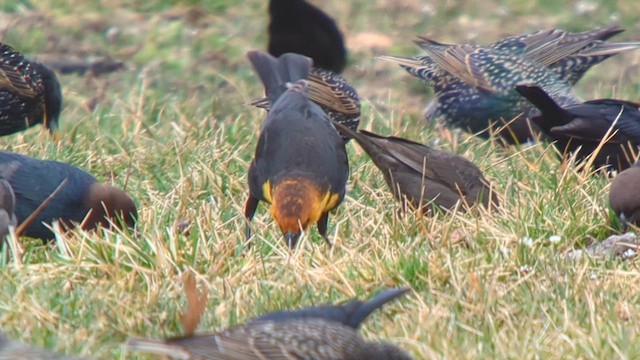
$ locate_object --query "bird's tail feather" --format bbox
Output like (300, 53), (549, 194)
(247, 50), (312, 105)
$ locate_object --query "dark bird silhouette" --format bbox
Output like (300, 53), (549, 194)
(245, 51), (349, 248)
(609, 162), (640, 230)
(251, 67), (361, 142)
(0, 179), (16, 241)
(381, 24), (640, 144)
(126, 288), (412, 359)
(515, 84), (640, 172)
(0, 42), (62, 136)
(0, 151), (137, 240)
(0, 332), (90, 360)
(333, 122), (498, 213)
(268, 0), (346, 73)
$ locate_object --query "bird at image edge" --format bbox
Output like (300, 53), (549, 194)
(0, 42), (62, 137)
(244, 51), (349, 248)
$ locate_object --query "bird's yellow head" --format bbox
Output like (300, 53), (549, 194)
(263, 177), (339, 248)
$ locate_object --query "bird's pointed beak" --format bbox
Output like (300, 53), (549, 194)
(620, 213), (629, 233)
(284, 231), (300, 248)
(45, 114), (60, 141)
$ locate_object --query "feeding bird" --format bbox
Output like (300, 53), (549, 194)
(609, 162), (640, 230)
(333, 122), (498, 213)
(381, 24), (640, 144)
(516, 84), (640, 172)
(0, 42), (62, 137)
(0, 151), (137, 240)
(126, 288), (412, 359)
(245, 51), (349, 248)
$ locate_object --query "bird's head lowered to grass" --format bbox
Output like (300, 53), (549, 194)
(34, 62), (63, 135)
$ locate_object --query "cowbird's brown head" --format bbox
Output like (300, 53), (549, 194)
(84, 183), (137, 231)
(609, 163), (640, 231)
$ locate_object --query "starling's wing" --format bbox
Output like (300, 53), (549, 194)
(307, 70), (360, 116)
(0, 44), (39, 98)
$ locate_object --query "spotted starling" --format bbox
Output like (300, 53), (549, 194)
(0, 42), (62, 136)
(333, 122), (498, 213)
(0, 151), (137, 240)
(245, 51), (349, 248)
(381, 25), (640, 144)
(516, 84), (640, 172)
(251, 66), (361, 142)
(268, 0), (346, 73)
(609, 162), (640, 230)
(0, 332), (90, 360)
(126, 288), (412, 359)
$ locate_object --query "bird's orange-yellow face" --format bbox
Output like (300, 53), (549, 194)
(262, 177), (339, 239)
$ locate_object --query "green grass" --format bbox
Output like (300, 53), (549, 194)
(2, 0), (640, 358)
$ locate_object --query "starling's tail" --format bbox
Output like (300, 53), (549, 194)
(125, 338), (190, 359)
(247, 50), (312, 106)
(347, 287), (411, 328)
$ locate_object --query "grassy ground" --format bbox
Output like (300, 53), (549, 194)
(1, 0), (640, 358)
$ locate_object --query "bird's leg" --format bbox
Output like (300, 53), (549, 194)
(317, 213), (332, 248)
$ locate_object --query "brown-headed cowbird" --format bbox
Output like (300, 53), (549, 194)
(126, 288), (412, 359)
(381, 24), (640, 144)
(516, 84), (640, 172)
(333, 122), (498, 213)
(0, 42), (62, 136)
(245, 51), (348, 248)
(0, 151), (137, 240)
(268, 0), (346, 73)
(609, 162), (640, 230)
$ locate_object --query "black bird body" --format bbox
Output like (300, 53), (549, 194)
(516, 85), (640, 171)
(268, 0), (346, 73)
(245, 51), (349, 247)
(127, 288), (412, 359)
(0, 42), (62, 136)
(609, 162), (640, 229)
(382, 25), (640, 143)
(0, 151), (137, 240)
(334, 122), (498, 213)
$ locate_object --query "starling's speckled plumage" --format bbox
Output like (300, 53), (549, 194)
(516, 84), (640, 172)
(268, 0), (346, 73)
(127, 288), (412, 360)
(0, 332), (89, 360)
(245, 51), (349, 248)
(0, 42), (62, 136)
(0, 151), (137, 240)
(382, 25), (640, 144)
(251, 66), (360, 142)
(609, 162), (640, 230)
(334, 122), (498, 213)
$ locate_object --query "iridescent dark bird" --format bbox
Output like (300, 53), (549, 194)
(0, 332), (90, 360)
(245, 51), (349, 248)
(0, 151), (137, 240)
(381, 25), (640, 144)
(268, 0), (346, 73)
(334, 122), (498, 213)
(516, 84), (640, 172)
(0, 42), (62, 136)
(609, 162), (640, 230)
(251, 67), (361, 142)
(126, 288), (412, 360)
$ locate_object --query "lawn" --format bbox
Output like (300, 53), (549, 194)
(1, 0), (640, 359)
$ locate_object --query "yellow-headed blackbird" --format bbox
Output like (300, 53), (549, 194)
(0, 42), (62, 136)
(0, 151), (137, 240)
(0, 332), (89, 360)
(245, 51), (349, 248)
(126, 288), (412, 359)
(609, 162), (640, 230)
(268, 0), (346, 73)
(333, 122), (498, 213)
(516, 84), (640, 172)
